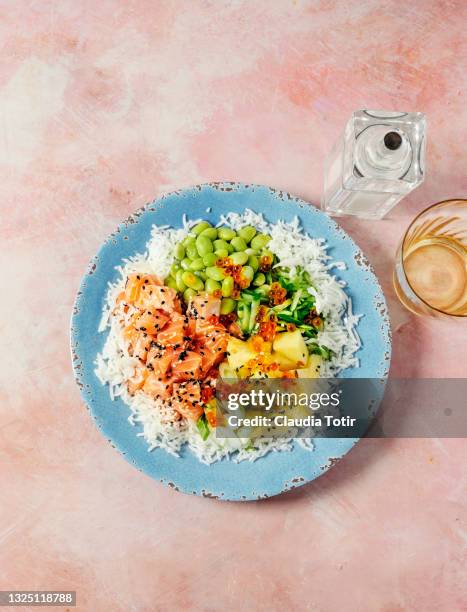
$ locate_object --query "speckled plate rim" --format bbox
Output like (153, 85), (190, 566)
(70, 182), (391, 501)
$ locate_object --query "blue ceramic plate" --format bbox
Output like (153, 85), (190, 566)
(71, 183), (391, 500)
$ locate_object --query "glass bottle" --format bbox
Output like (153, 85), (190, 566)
(322, 110), (427, 219)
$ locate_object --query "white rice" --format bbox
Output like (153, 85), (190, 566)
(94, 210), (361, 464)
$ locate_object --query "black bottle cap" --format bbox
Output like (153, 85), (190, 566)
(384, 131), (402, 150)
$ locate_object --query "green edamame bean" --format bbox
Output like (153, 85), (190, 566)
(192, 221), (211, 235)
(220, 297), (236, 314)
(221, 276), (234, 298)
(252, 272), (266, 286)
(225, 242), (234, 254)
(183, 287), (197, 302)
(230, 251), (248, 265)
(170, 263), (179, 278)
(165, 277), (178, 290)
(214, 249), (229, 259)
(206, 266), (226, 281)
(176, 269), (187, 292)
(213, 239), (230, 252)
(189, 257), (205, 271)
(182, 271), (204, 291)
(245, 248), (259, 256)
(174, 243), (185, 260)
(202, 252), (217, 267)
(180, 258), (191, 270)
(186, 242), (199, 260)
(238, 226), (257, 243)
(248, 255), (259, 272)
(251, 233), (271, 250)
(218, 227), (236, 241)
(231, 236), (248, 251)
(183, 235), (196, 247)
(195, 235), (213, 257)
(205, 278), (221, 294)
(241, 265), (254, 284)
(181, 270), (196, 287)
(194, 270), (207, 281)
(200, 227), (218, 240)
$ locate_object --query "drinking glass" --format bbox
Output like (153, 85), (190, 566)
(393, 199), (467, 317)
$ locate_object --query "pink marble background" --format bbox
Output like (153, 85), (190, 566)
(1, 1), (466, 610)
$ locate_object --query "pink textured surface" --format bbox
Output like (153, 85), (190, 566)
(1, 2), (466, 610)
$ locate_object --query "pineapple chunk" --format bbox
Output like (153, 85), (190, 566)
(227, 338), (257, 371)
(219, 361), (237, 379)
(296, 354), (322, 378)
(271, 351), (298, 371)
(272, 330), (308, 366)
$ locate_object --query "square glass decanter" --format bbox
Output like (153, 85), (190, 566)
(322, 110), (427, 219)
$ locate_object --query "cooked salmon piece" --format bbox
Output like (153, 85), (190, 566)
(135, 309), (170, 335)
(172, 381), (203, 420)
(172, 398), (203, 421)
(194, 316), (225, 337)
(136, 285), (178, 311)
(132, 332), (153, 362)
(204, 330), (228, 355)
(189, 293), (221, 320)
(143, 373), (172, 399)
(147, 346), (174, 377)
(173, 380), (201, 404)
(124, 274), (143, 304)
(185, 315), (197, 337)
(198, 347), (220, 376)
(124, 323), (139, 346)
(172, 350), (202, 380)
(157, 314), (186, 347)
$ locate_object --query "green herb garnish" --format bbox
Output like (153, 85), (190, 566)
(197, 414), (210, 441)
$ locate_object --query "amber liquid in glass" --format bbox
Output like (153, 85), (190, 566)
(403, 236), (467, 315)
